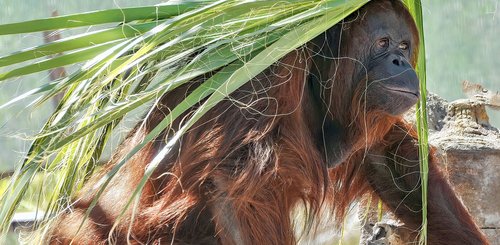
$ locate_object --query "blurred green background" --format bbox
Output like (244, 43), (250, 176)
(0, 0), (499, 178)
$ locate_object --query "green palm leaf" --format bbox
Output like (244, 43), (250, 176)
(402, 1), (429, 244)
(0, 0), (428, 243)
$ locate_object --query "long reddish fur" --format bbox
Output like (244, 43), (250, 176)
(47, 1), (489, 244)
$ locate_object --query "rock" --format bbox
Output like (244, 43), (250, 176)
(361, 90), (500, 244)
(431, 96), (500, 243)
(404, 92), (448, 132)
(358, 197), (412, 245)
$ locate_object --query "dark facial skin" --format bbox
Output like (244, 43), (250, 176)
(353, 2), (420, 115)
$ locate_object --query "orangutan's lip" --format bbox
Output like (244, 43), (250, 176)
(382, 85), (419, 98)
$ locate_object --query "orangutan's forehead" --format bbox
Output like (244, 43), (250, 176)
(353, 3), (416, 42)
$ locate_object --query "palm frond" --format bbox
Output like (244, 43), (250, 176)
(0, 0), (427, 242)
(402, 1), (429, 244)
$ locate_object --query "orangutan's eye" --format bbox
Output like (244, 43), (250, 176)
(399, 42), (409, 50)
(377, 38), (389, 48)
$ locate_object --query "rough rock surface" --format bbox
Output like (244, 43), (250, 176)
(360, 92), (500, 244)
(432, 97), (500, 244)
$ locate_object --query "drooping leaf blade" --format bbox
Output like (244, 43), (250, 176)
(0, 2), (205, 35)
